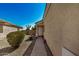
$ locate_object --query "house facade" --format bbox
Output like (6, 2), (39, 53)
(35, 20), (44, 37)
(0, 20), (22, 40)
(43, 4), (62, 56)
(43, 4), (79, 56)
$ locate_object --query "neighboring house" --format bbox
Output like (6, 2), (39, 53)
(35, 20), (44, 37)
(0, 20), (22, 40)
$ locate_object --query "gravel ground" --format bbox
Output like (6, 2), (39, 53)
(0, 37), (10, 49)
(0, 37), (15, 55)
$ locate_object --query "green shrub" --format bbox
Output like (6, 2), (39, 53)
(21, 30), (26, 34)
(7, 31), (25, 48)
(21, 30), (30, 35)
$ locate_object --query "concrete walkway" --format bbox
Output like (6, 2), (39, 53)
(31, 37), (47, 56)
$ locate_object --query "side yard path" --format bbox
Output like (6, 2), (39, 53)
(0, 36), (53, 56)
(24, 37), (53, 56)
(30, 37), (47, 56)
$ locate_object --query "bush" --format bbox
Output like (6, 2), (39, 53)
(21, 30), (30, 35)
(7, 31), (25, 48)
(21, 30), (26, 34)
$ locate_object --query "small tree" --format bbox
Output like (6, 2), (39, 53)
(25, 25), (31, 35)
(31, 26), (36, 36)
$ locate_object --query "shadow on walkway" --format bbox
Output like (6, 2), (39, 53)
(23, 37), (36, 56)
(0, 47), (17, 56)
(43, 39), (53, 56)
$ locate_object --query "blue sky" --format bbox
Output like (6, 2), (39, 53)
(0, 3), (46, 27)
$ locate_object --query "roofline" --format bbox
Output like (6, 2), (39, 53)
(42, 3), (51, 20)
(35, 20), (43, 24)
(0, 20), (23, 29)
(35, 3), (50, 25)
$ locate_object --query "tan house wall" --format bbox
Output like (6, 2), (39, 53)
(44, 4), (79, 56)
(35, 21), (44, 37)
(36, 26), (38, 37)
(36, 26), (44, 37)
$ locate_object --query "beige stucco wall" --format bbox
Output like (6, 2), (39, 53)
(0, 26), (17, 40)
(44, 4), (79, 56)
(35, 25), (38, 37)
(36, 26), (44, 36)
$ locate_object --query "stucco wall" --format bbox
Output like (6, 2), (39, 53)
(44, 4), (79, 56)
(0, 26), (17, 40)
(36, 27), (44, 36)
(44, 4), (63, 55)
